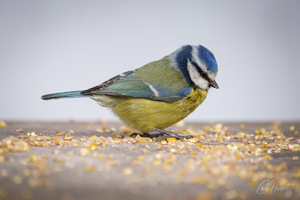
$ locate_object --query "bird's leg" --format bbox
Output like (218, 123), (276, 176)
(155, 128), (193, 139)
(130, 132), (165, 139)
(130, 129), (193, 140)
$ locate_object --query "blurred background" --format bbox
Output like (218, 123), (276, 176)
(1, 0), (299, 122)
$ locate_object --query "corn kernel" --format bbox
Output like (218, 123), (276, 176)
(262, 141), (268, 147)
(29, 154), (38, 163)
(89, 144), (98, 150)
(53, 157), (65, 163)
(156, 145), (163, 150)
(85, 166), (94, 172)
(142, 148), (148, 153)
(0, 149), (6, 154)
(80, 148), (89, 156)
(122, 168), (133, 175)
(0, 156), (5, 163)
(161, 140), (167, 145)
(13, 176), (23, 184)
(153, 160), (161, 165)
(255, 129), (261, 134)
(98, 154), (106, 159)
(167, 138), (177, 142)
(0, 121), (7, 127)
(169, 148), (176, 154)
(204, 125), (210, 131)
(137, 156), (144, 161)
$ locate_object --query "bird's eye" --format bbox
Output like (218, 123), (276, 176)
(201, 72), (208, 79)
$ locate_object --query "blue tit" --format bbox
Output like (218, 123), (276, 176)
(42, 45), (219, 139)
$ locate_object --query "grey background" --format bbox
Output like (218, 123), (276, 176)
(1, 0), (299, 122)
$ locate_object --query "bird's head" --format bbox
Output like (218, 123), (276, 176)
(171, 45), (219, 91)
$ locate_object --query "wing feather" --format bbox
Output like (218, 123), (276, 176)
(81, 58), (191, 102)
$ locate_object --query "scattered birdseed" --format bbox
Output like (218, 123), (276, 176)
(0, 122), (300, 199)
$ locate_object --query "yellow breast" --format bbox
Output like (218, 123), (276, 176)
(110, 87), (207, 133)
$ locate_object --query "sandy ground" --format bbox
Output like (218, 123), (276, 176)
(0, 121), (299, 200)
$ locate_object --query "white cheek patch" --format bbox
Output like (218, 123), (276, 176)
(187, 60), (209, 90)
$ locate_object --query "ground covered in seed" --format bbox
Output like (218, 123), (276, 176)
(0, 121), (299, 200)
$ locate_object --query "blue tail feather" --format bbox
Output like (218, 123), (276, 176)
(41, 91), (92, 100)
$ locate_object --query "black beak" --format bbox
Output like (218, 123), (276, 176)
(210, 80), (219, 89)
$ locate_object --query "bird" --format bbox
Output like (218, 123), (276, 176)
(42, 45), (219, 139)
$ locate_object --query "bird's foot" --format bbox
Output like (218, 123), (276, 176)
(155, 128), (193, 140)
(130, 129), (193, 140)
(130, 132), (160, 138)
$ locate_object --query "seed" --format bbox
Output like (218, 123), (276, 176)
(16, 128), (23, 133)
(142, 149), (148, 153)
(113, 134), (122, 138)
(53, 157), (65, 163)
(255, 129), (261, 134)
(29, 154), (38, 163)
(13, 175), (23, 184)
(0, 156), (4, 163)
(85, 166), (94, 172)
(167, 138), (177, 142)
(122, 168), (133, 176)
(157, 146), (163, 150)
(169, 148), (176, 154)
(161, 140), (167, 145)
(262, 141), (268, 147)
(153, 160), (161, 165)
(239, 124), (245, 129)
(204, 126), (210, 131)
(88, 144), (98, 150)
(0, 121), (7, 127)
(80, 148), (89, 156)
(130, 146), (137, 150)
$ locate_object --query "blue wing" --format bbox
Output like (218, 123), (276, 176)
(81, 59), (192, 102)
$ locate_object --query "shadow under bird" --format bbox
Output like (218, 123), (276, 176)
(42, 45), (219, 139)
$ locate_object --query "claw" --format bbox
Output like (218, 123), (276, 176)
(130, 129), (193, 140)
(155, 128), (193, 139)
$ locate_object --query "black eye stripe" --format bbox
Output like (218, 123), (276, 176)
(190, 61), (211, 82)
